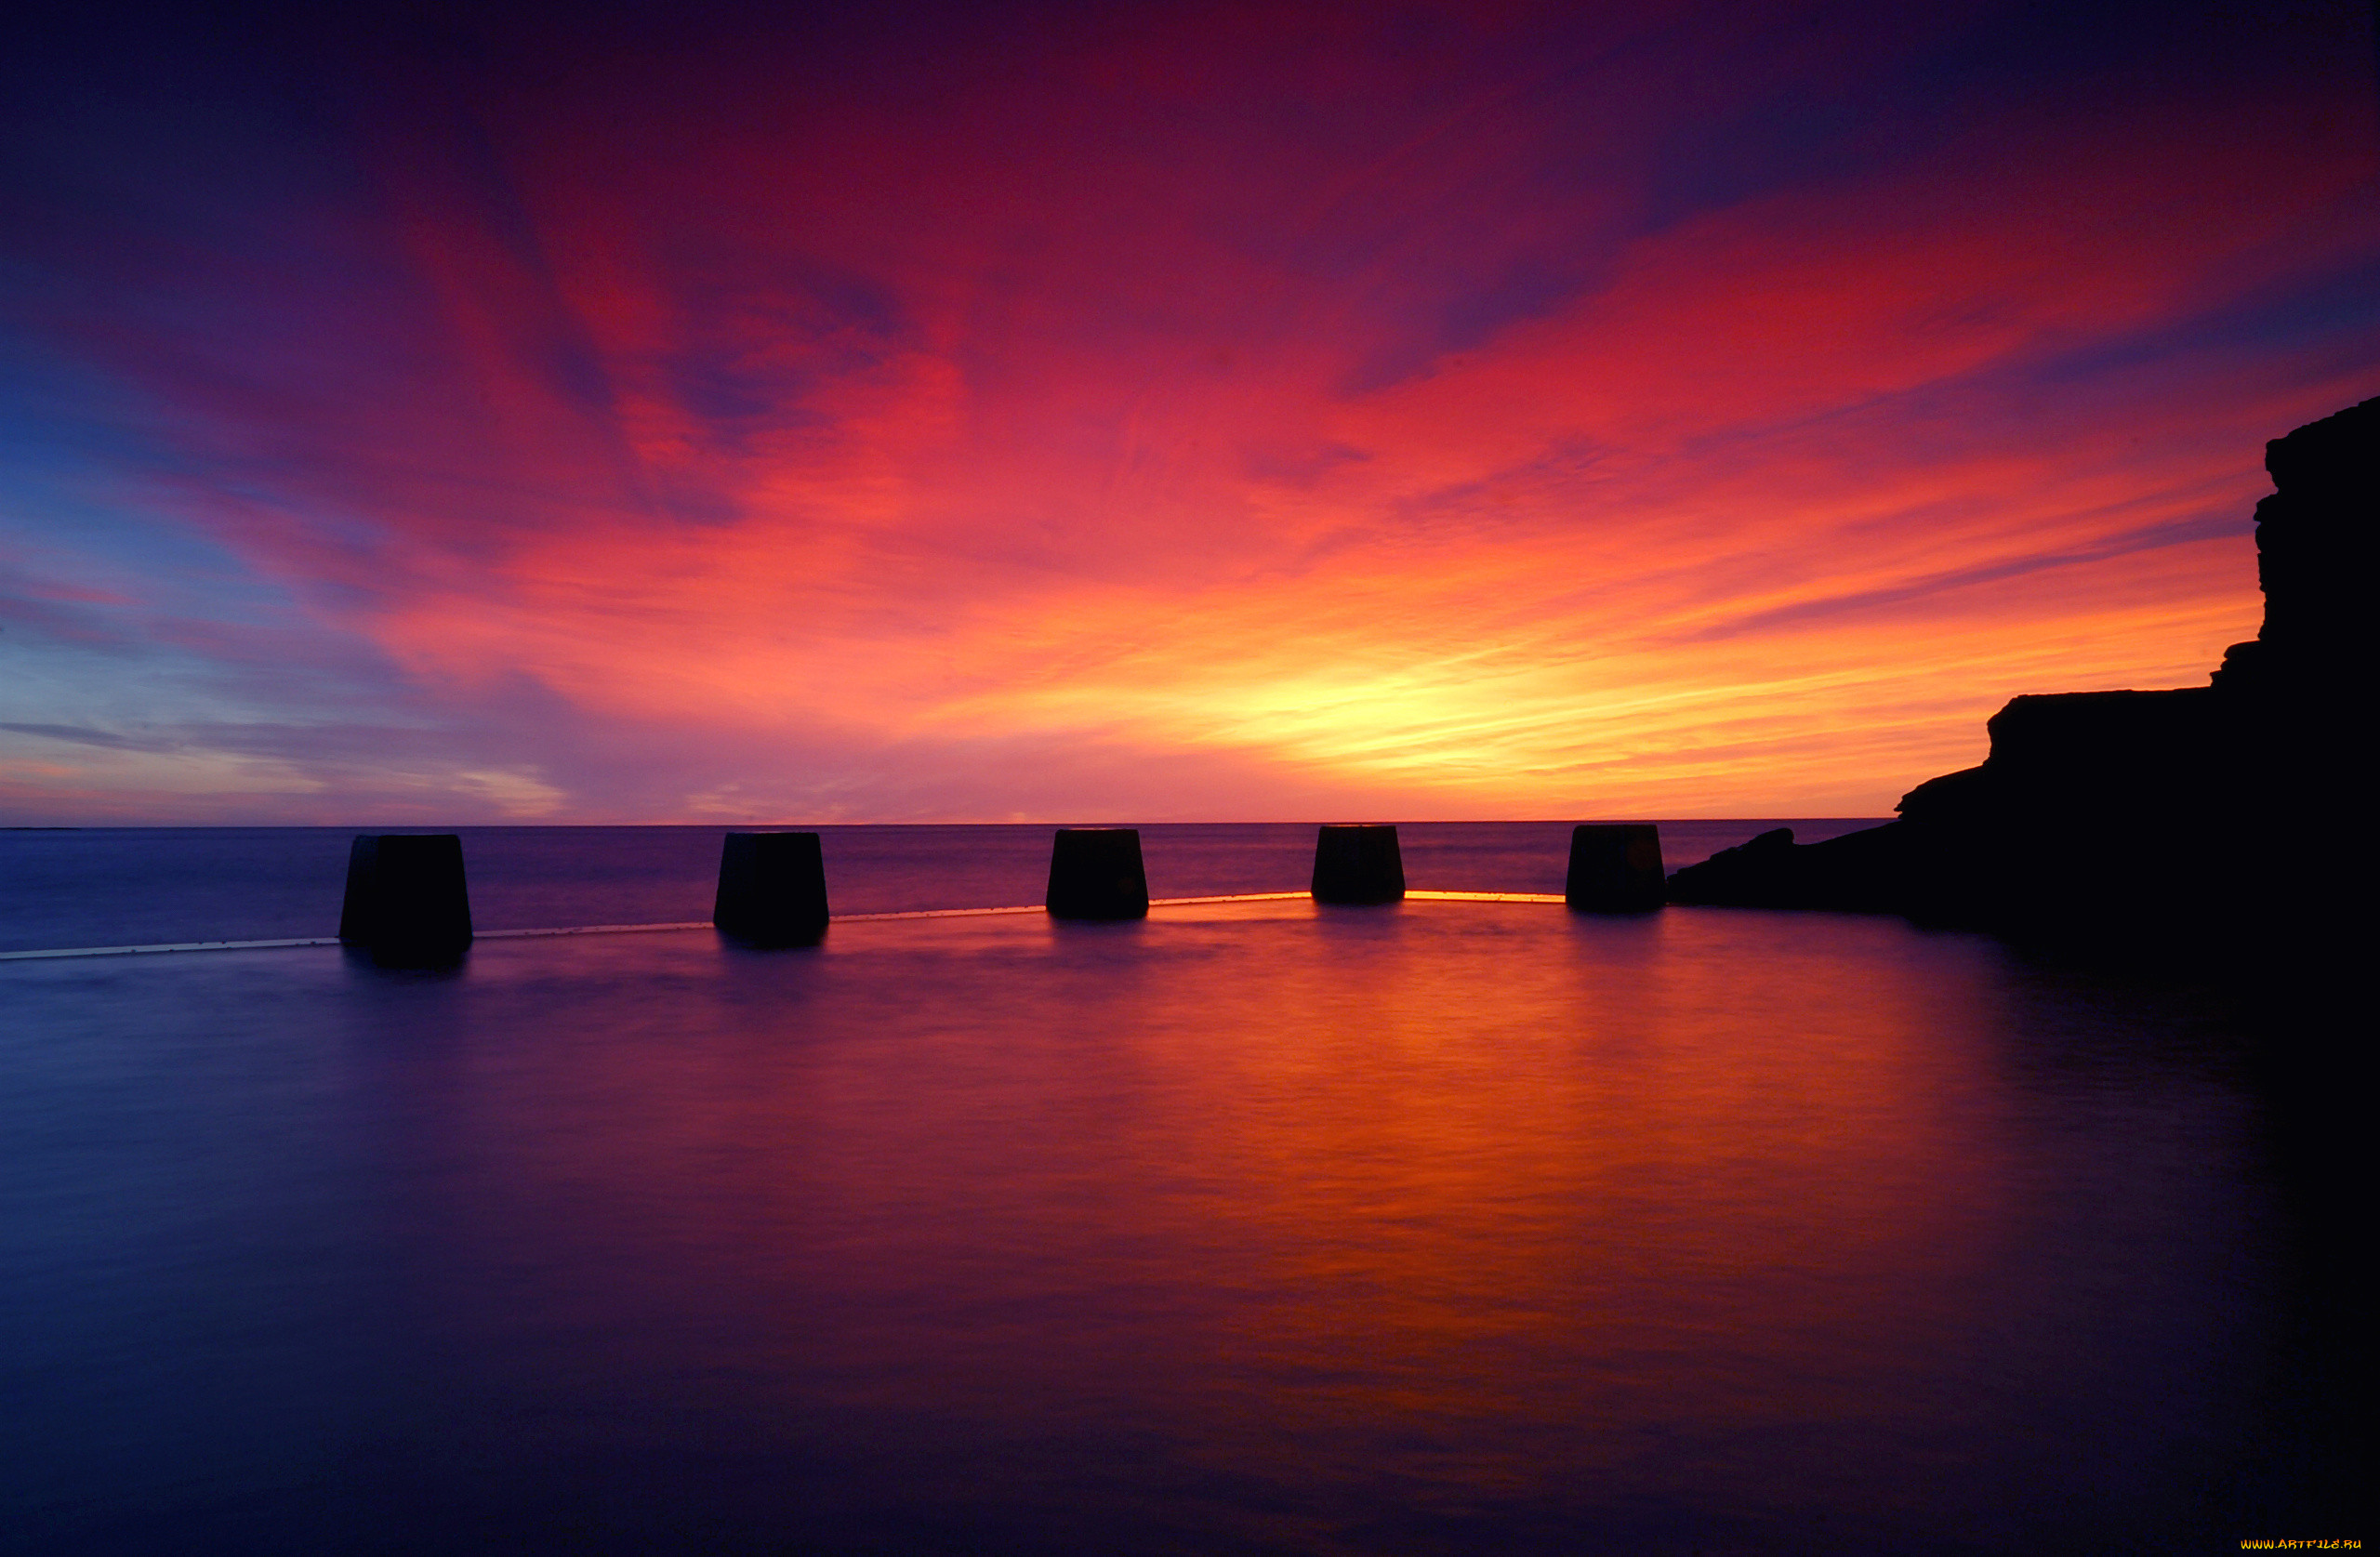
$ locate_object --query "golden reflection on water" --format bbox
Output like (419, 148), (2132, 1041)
(326, 898), (2264, 1550)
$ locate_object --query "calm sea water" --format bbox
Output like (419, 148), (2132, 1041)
(0, 826), (2353, 1554)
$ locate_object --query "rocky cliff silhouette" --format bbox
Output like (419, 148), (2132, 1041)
(1667, 394), (2373, 940)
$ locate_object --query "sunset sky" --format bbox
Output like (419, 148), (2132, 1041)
(4, 0), (2374, 825)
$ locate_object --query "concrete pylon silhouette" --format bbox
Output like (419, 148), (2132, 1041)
(1046, 828), (1149, 919)
(714, 831), (830, 946)
(339, 834), (472, 965)
(1311, 825), (1405, 904)
(1565, 824), (1665, 911)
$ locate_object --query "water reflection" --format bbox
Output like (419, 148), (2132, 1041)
(0, 902), (2323, 1553)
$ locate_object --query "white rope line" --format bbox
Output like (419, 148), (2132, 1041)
(0, 890), (1572, 961)
(0, 935), (345, 960)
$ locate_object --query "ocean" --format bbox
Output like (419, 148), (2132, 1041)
(0, 824), (2348, 1554)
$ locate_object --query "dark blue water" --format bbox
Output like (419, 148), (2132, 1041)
(0, 828), (2351, 1554)
(0, 821), (1884, 953)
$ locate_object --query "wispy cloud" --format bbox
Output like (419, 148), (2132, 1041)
(0, 723), (183, 753)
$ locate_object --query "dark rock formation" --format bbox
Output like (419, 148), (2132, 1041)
(1665, 823), (1912, 913)
(1667, 394), (2374, 940)
(2210, 393), (2370, 706)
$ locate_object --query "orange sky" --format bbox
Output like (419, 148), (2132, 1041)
(2, 0), (2375, 822)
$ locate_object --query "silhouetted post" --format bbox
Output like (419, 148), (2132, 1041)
(1312, 824), (1405, 904)
(339, 834), (472, 964)
(714, 831), (830, 946)
(1566, 823), (1665, 911)
(1046, 828), (1149, 919)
